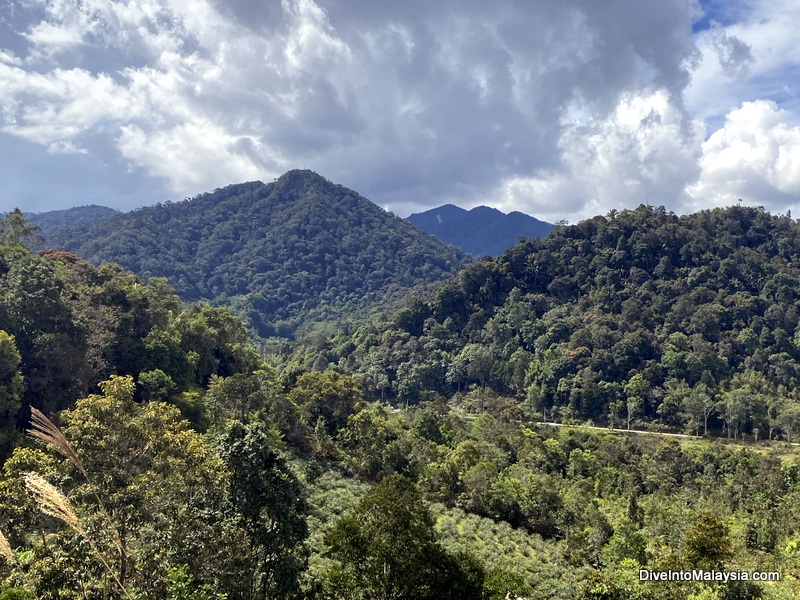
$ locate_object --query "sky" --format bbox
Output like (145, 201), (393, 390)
(1, 0), (799, 222)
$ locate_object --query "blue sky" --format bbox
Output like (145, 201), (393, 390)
(1, 0), (799, 221)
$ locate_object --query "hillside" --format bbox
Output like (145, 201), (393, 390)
(26, 205), (119, 238)
(317, 205), (800, 440)
(45, 170), (470, 338)
(6, 208), (800, 600)
(406, 203), (552, 256)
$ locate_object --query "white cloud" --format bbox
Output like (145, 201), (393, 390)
(117, 121), (282, 194)
(1, 0), (799, 222)
(687, 100), (800, 211)
(0, 63), (138, 144)
(686, 1), (800, 122)
(491, 90), (704, 221)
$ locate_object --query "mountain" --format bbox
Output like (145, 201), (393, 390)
(45, 170), (470, 338)
(321, 205), (800, 436)
(26, 205), (120, 238)
(406, 204), (552, 256)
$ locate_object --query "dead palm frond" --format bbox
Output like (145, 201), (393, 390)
(27, 408), (88, 479)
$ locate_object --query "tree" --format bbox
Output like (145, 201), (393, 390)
(684, 513), (732, 570)
(290, 371), (361, 435)
(777, 402), (800, 444)
(680, 383), (716, 436)
(325, 474), (483, 599)
(0, 375), (243, 598)
(623, 374), (646, 431)
(718, 389), (750, 439)
(0, 209), (42, 247)
(219, 422), (309, 600)
(0, 331), (23, 456)
(137, 368), (176, 402)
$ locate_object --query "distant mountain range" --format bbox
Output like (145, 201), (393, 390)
(26, 205), (120, 237)
(34, 170), (469, 338)
(406, 204), (552, 256)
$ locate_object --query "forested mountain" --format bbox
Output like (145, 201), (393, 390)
(6, 207), (800, 599)
(311, 205), (800, 441)
(43, 170), (469, 338)
(26, 205), (119, 238)
(407, 203), (553, 256)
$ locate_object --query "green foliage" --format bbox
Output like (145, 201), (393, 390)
(0, 210), (42, 248)
(0, 332), (23, 456)
(0, 590), (34, 600)
(25, 206), (119, 244)
(163, 565), (226, 600)
(47, 171), (468, 338)
(291, 371), (362, 436)
(324, 474), (483, 599)
(219, 422), (309, 599)
(0, 376), (242, 598)
(0, 234), (263, 430)
(327, 205), (800, 440)
(684, 513), (733, 570)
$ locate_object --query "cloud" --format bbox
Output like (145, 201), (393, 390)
(687, 100), (800, 212)
(0, 0), (798, 222)
(490, 90), (704, 222)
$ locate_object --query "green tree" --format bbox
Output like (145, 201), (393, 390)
(325, 474), (483, 599)
(0, 209), (42, 247)
(0, 331), (23, 455)
(290, 371), (361, 435)
(777, 402), (800, 444)
(680, 383), (715, 436)
(220, 422), (309, 600)
(1, 375), (242, 598)
(623, 374), (646, 431)
(137, 368), (176, 402)
(684, 513), (732, 570)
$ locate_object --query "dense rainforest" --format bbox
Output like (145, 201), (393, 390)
(26, 206), (120, 240)
(41, 170), (468, 339)
(303, 204), (800, 444)
(3, 203), (800, 599)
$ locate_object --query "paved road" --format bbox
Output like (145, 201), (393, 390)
(537, 421), (800, 446)
(537, 422), (702, 439)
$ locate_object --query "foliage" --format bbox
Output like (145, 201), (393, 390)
(0, 376), (243, 598)
(219, 421), (309, 600)
(0, 219), (264, 447)
(324, 474), (483, 599)
(321, 205), (800, 443)
(45, 171), (468, 338)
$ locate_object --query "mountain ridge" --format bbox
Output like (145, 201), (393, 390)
(406, 203), (552, 256)
(42, 170), (470, 338)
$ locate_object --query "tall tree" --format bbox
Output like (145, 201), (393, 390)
(325, 474), (483, 600)
(220, 422), (309, 600)
(0, 331), (23, 456)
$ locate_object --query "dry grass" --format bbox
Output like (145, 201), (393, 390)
(0, 529), (17, 566)
(23, 472), (84, 534)
(27, 407), (88, 478)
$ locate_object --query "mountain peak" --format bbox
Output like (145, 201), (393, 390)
(45, 173), (469, 338)
(407, 203), (553, 256)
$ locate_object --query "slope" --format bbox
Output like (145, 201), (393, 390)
(46, 170), (470, 338)
(406, 204), (552, 256)
(27, 205), (120, 238)
(326, 205), (800, 439)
